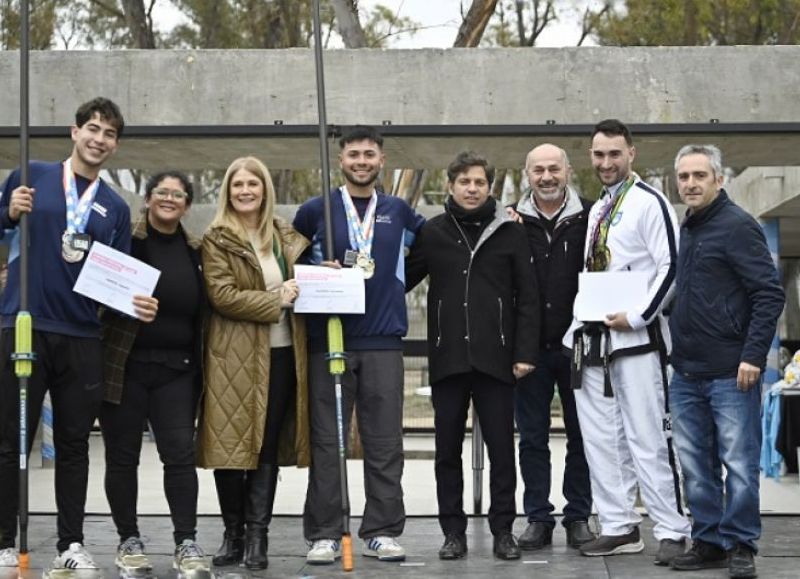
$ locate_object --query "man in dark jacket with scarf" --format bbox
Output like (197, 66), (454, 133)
(406, 151), (539, 561)
(512, 144), (595, 551)
(668, 145), (784, 579)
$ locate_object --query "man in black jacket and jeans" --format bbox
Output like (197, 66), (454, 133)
(668, 145), (784, 579)
(512, 144), (595, 551)
(406, 151), (539, 561)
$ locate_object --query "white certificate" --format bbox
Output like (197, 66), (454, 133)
(573, 271), (649, 322)
(73, 242), (160, 317)
(294, 264), (365, 314)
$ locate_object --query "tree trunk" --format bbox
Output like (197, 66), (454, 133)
(121, 0), (155, 48)
(330, 0), (367, 48)
(453, 0), (499, 47)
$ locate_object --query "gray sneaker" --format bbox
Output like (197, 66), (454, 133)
(173, 540), (209, 573)
(654, 538), (687, 566)
(579, 527), (644, 557)
(116, 537), (151, 572)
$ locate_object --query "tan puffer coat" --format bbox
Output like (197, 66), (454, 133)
(198, 218), (310, 469)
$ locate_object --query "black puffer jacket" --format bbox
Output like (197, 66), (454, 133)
(514, 187), (592, 352)
(406, 202), (539, 385)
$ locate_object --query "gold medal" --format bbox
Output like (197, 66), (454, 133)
(355, 253), (375, 280)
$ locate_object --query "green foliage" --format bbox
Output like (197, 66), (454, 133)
(167, 0), (309, 48)
(163, 0), (419, 49)
(361, 3), (421, 47)
(0, 0), (62, 49)
(590, 0), (800, 46)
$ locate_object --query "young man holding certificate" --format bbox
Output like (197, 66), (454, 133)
(293, 126), (425, 565)
(0, 97), (156, 571)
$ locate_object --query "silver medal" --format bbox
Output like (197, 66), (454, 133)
(62, 231), (84, 263)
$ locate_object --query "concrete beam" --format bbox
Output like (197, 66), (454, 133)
(3, 47), (800, 126)
(0, 47), (799, 170)
(2, 127), (799, 171)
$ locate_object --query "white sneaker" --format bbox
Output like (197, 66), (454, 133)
(0, 547), (18, 567)
(52, 543), (99, 570)
(306, 539), (341, 565)
(173, 539), (209, 573)
(115, 536), (151, 571)
(363, 536), (406, 561)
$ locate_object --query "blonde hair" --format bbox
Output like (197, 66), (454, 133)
(210, 156), (279, 256)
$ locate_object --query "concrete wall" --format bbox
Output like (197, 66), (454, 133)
(1, 47), (800, 126)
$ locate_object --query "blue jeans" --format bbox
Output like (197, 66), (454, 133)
(515, 349), (592, 527)
(670, 371), (762, 552)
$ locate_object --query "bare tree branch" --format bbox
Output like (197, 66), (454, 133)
(121, 0), (155, 48)
(453, 0), (499, 47)
(330, 0), (367, 48)
(515, 1), (527, 45)
(528, 0), (555, 46)
(87, 0), (125, 20)
(577, 1), (609, 47)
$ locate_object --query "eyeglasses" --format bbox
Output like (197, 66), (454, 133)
(151, 188), (189, 201)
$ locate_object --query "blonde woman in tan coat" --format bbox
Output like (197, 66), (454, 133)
(198, 156), (310, 570)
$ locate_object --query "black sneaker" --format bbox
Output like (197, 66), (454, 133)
(518, 522), (553, 551)
(671, 539), (727, 571)
(565, 520), (595, 548)
(728, 543), (757, 579)
(493, 532), (521, 560)
(654, 538), (686, 566)
(438, 533), (467, 560)
(579, 527), (644, 556)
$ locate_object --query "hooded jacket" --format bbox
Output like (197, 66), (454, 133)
(406, 201), (539, 385)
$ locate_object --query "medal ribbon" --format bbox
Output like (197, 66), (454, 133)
(62, 158), (101, 234)
(586, 175), (635, 272)
(340, 186), (377, 258)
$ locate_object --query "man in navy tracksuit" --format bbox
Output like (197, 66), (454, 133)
(0, 97), (156, 570)
(668, 145), (784, 579)
(294, 126), (425, 564)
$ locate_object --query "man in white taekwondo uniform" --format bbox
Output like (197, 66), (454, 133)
(564, 119), (691, 565)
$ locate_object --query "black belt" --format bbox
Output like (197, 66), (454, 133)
(571, 322), (666, 397)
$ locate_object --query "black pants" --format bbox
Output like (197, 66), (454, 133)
(100, 355), (199, 545)
(0, 329), (104, 553)
(258, 347), (296, 465)
(432, 370), (516, 536)
(214, 347), (296, 513)
(515, 349), (591, 527)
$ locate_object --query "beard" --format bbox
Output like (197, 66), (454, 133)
(532, 184), (565, 203)
(342, 166), (380, 188)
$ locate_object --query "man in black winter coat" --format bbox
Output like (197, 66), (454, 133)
(512, 144), (596, 551)
(406, 151), (539, 562)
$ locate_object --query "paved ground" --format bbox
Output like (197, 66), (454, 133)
(10, 432), (800, 577)
(5, 515), (800, 578)
(26, 433), (800, 517)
